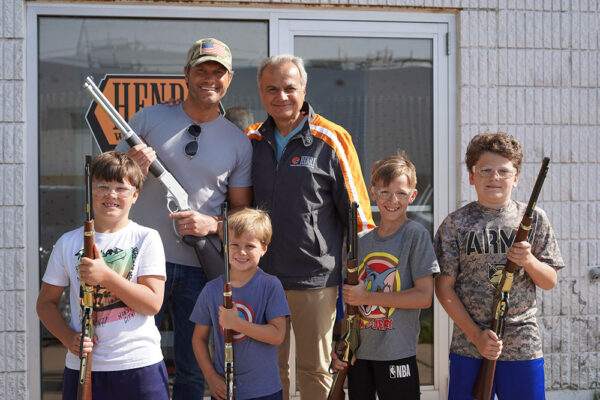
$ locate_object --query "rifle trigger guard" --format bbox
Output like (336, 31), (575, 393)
(166, 194), (184, 238)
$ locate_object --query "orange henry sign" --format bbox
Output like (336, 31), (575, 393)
(85, 74), (187, 151)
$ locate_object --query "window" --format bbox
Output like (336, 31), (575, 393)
(36, 15), (267, 399)
(277, 17), (454, 397)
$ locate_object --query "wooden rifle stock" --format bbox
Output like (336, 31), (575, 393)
(221, 203), (234, 400)
(472, 158), (550, 400)
(327, 202), (360, 400)
(328, 365), (349, 400)
(78, 156), (96, 400)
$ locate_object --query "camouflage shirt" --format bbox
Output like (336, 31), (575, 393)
(434, 200), (564, 361)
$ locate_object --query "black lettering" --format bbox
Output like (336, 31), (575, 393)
(500, 229), (516, 253)
(488, 229), (499, 254)
(150, 83), (166, 105)
(466, 231), (483, 255)
(134, 82), (147, 112)
(113, 82), (130, 122)
(170, 83), (185, 101)
(483, 230), (490, 253)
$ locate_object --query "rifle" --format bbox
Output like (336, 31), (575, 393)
(471, 157), (551, 400)
(327, 202), (360, 400)
(78, 155), (96, 400)
(221, 202), (234, 400)
(83, 76), (223, 280)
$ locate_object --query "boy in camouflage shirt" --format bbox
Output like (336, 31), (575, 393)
(434, 133), (564, 399)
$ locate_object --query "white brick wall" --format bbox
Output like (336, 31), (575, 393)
(0, 0), (27, 398)
(4, 0), (598, 398)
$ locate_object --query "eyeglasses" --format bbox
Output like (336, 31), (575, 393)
(94, 182), (136, 197)
(184, 124), (201, 159)
(473, 166), (517, 179)
(373, 187), (413, 201)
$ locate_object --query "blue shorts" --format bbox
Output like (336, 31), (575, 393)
(448, 353), (545, 399)
(62, 360), (169, 400)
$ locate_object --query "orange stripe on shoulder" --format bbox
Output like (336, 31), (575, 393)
(309, 118), (374, 231)
(245, 122), (264, 141)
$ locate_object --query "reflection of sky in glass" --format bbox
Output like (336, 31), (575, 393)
(39, 18), (267, 70)
(296, 36), (432, 67)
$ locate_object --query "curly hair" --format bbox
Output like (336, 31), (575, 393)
(465, 133), (523, 173)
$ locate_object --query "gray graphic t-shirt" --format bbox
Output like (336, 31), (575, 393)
(434, 200), (564, 361)
(355, 220), (440, 361)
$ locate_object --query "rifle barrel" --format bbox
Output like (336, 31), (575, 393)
(78, 156), (95, 400)
(327, 201), (360, 400)
(221, 202), (234, 400)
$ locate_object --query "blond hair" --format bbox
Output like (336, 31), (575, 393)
(370, 152), (417, 189)
(228, 208), (273, 246)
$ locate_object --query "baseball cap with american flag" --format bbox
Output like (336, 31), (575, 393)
(185, 38), (232, 72)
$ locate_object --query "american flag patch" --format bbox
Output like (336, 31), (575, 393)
(201, 42), (226, 57)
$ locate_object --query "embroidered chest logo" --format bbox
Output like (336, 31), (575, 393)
(290, 155), (316, 168)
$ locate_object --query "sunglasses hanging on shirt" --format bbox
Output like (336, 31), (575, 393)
(185, 124), (201, 159)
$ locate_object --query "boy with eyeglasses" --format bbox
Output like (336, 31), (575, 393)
(331, 153), (439, 400)
(434, 133), (564, 399)
(37, 151), (170, 399)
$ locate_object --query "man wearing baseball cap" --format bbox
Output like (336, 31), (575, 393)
(117, 38), (252, 399)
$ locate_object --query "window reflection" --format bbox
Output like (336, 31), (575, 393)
(295, 35), (434, 384)
(38, 16), (267, 398)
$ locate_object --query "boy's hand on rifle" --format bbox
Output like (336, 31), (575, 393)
(206, 371), (230, 400)
(218, 304), (241, 331)
(474, 329), (503, 360)
(127, 143), (156, 175)
(170, 210), (219, 237)
(342, 277), (369, 306)
(67, 332), (98, 357)
(507, 241), (536, 270)
(79, 244), (111, 286)
(330, 347), (356, 371)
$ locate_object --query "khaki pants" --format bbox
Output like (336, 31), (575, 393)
(278, 287), (337, 400)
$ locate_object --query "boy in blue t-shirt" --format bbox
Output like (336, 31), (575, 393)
(190, 208), (290, 400)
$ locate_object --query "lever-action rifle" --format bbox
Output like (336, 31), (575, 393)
(83, 76), (222, 280)
(471, 157), (551, 400)
(327, 201), (360, 400)
(78, 155), (96, 400)
(221, 202), (234, 400)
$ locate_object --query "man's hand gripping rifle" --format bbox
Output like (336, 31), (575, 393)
(327, 202), (360, 400)
(83, 76), (215, 274)
(471, 157), (550, 400)
(78, 155), (96, 400)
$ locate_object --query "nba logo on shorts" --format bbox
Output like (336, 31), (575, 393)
(389, 363), (411, 379)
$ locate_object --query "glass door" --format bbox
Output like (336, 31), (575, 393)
(37, 16), (268, 399)
(277, 17), (454, 399)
